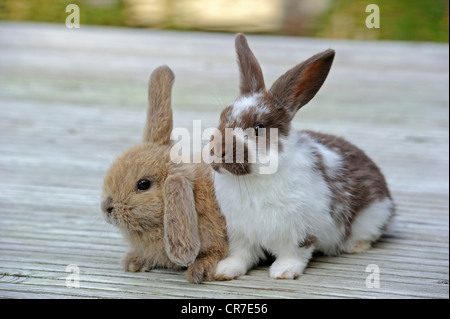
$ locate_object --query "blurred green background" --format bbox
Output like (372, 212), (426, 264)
(0, 0), (448, 42)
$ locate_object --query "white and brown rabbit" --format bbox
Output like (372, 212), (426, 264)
(210, 34), (394, 280)
(101, 65), (228, 283)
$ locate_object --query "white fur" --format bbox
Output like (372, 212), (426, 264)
(231, 94), (260, 118)
(314, 143), (343, 178)
(342, 197), (394, 252)
(269, 245), (314, 279)
(214, 130), (393, 279)
(215, 131), (338, 278)
(230, 93), (271, 126)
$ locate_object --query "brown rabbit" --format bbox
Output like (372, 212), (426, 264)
(101, 65), (228, 283)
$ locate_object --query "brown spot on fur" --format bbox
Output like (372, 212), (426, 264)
(213, 105), (252, 175)
(298, 235), (317, 248)
(309, 139), (353, 238)
(305, 130), (393, 249)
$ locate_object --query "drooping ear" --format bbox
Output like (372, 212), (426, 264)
(163, 174), (201, 267)
(143, 65), (175, 145)
(268, 49), (335, 117)
(235, 33), (266, 95)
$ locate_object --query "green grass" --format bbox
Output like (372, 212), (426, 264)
(0, 0), (448, 42)
(317, 0), (449, 42)
(0, 0), (126, 26)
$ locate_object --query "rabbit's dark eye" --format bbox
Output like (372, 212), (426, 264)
(137, 179), (151, 191)
(255, 124), (265, 136)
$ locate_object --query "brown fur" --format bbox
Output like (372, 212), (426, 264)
(211, 105), (250, 175)
(305, 130), (393, 246)
(101, 66), (228, 283)
(143, 66), (174, 145)
(235, 34), (265, 95)
(269, 49), (335, 119)
(302, 131), (393, 249)
(298, 235), (317, 248)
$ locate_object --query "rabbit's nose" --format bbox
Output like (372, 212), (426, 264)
(209, 147), (226, 160)
(210, 149), (226, 157)
(101, 196), (114, 214)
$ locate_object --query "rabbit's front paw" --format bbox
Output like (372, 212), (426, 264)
(121, 253), (147, 272)
(214, 257), (248, 281)
(269, 258), (306, 279)
(186, 257), (216, 284)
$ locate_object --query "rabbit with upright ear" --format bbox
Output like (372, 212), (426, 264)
(210, 34), (394, 280)
(101, 65), (228, 283)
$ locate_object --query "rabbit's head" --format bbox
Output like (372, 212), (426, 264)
(210, 34), (335, 176)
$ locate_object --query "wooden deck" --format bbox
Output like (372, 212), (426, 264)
(0, 22), (448, 299)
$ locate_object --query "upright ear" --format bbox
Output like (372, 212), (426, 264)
(143, 65), (175, 145)
(269, 49), (335, 117)
(163, 174), (201, 267)
(235, 33), (266, 95)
